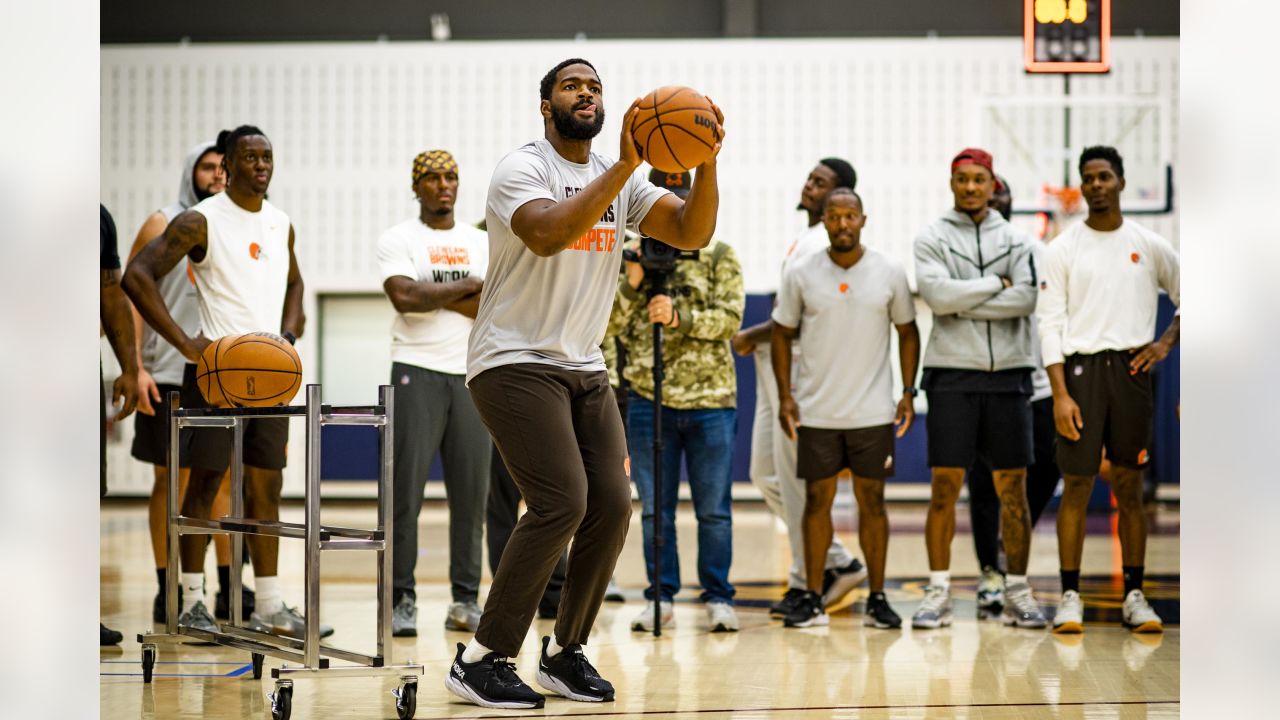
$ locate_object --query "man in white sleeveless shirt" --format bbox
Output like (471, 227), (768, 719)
(124, 126), (325, 640)
(126, 141), (252, 625)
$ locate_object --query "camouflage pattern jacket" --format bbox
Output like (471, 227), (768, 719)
(606, 240), (745, 409)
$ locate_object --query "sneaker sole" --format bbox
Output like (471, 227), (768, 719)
(444, 619), (478, 632)
(784, 614), (829, 628)
(710, 623), (739, 633)
(630, 616), (674, 632)
(1052, 620), (1084, 634)
(822, 568), (869, 608)
(1002, 616), (1049, 629)
(444, 674), (545, 710)
(911, 615), (952, 629)
(392, 628), (418, 638)
(1125, 620), (1163, 633)
(863, 618), (902, 629)
(535, 669), (612, 702)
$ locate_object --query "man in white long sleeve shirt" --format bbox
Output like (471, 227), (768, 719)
(911, 148), (1046, 630)
(1037, 145), (1179, 634)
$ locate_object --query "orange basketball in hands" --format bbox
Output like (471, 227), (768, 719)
(630, 86), (720, 173)
(196, 332), (302, 408)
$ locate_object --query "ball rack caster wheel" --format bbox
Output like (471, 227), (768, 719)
(251, 652), (264, 680)
(141, 644), (157, 684)
(392, 677), (418, 719)
(268, 679), (293, 720)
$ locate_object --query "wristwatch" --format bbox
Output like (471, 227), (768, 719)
(903, 386), (918, 397)
(282, 331), (298, 345)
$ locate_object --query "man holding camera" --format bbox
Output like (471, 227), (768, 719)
(608, 169), (746, 633)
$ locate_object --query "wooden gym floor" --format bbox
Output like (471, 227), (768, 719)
(101, 497), (1179, 719)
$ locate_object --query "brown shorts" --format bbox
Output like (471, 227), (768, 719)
(797, 424), (896, 480)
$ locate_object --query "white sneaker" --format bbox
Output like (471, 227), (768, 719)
(910, 585), (952, 629)
(630, 600), (674, 632)
(1121, 589), (1163, 633)
(604, 578), (625, 602)
(1000, 582), (1048, 629)
(705, 601), (739, 632)
(445, 601), (482, 632)
(976, 567), (1005, 620)
(1052, 590), (1084, 634)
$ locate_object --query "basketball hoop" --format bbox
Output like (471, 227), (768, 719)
(1043, 185), (1083, 216)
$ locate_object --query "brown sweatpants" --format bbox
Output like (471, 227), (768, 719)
(468, 363), (632, 656)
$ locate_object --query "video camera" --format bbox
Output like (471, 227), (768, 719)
(622, 236), (699, 275)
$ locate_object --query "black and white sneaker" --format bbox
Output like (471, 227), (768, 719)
(822, 559), (868, 607)
(536, 636), (615, 702)
(444, 642), (545, 710)
(863, 592), (902, 629)
(770, 588), (806, 617)
(783, 590), (828, 628)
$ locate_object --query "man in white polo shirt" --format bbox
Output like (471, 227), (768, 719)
(771, 188), (920, 630)
(1038, 145), (1179, 634)
(378, 150), (490, 637)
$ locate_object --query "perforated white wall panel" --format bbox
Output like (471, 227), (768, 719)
(102, 38), (1178, 495)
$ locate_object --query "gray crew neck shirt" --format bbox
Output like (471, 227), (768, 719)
(772, 246), (915, 430)
(467, 138), (670, 384)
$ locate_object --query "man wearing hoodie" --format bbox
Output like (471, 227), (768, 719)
(126, 142), (252, 625)
(911, 148), (1046, 630)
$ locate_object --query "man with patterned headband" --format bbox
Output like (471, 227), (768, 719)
(377, 149), (491, 637)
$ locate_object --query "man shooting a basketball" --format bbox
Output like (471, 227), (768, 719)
(445, 58), (722, 710)
(123, 125), (327, 640)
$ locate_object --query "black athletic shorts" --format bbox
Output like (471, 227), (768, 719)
(796, 424), (896, 480)
(180, 364), (289, 473)
(925, 391), (1033, 470)
(131, 383), (193, 467)
(1056, 350), (1154, 476)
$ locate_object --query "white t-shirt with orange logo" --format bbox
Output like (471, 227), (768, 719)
(773, 246), (915, 429)
(467, 138), (670, 383)
(377, 219), (489, 375)
(189, 192), (291, 341)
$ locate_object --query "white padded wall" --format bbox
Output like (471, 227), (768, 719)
(102, 37), (1178, 495)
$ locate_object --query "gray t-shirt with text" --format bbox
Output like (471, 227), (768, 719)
(467, 138), (670, 383)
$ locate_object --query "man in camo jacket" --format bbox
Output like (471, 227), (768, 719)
(607, 168), (745, 633)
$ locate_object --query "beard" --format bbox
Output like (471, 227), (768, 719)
(194, 182), (216, 202)
(550, 102), (605, 141)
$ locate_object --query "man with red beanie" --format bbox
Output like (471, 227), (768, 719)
(910, 149), (1046, 630)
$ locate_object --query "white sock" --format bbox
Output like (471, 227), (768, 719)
(181, 573), (205, 613)
(929, 571), (951, 589)
(546, 637), (563, 657)
(461, 638), (493, 664)
(256, 576), (282, 616)
(1007, 574), (1028, 588)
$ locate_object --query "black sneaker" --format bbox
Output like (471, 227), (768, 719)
(783, 591), (828, 628)
(821, 558), (868, 607)
(444, 642), (545, 709)
(536, 636), (615, 702)
(152, 587), (184, 624)
(100, 622), (123, 646)
(215, 586), (256, 621)
(769, 588), (806, 617)
(863, 593), (902, 629)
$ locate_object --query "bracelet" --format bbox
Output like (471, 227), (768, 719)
(282, 331), (297, 345)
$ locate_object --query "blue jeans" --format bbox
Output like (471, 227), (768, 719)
(627, 393), (736, 604)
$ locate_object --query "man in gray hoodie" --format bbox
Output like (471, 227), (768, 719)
(911, 148), (1046, 630)
(125, 141), (250, 624)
